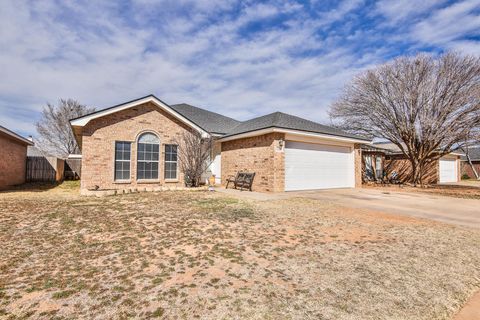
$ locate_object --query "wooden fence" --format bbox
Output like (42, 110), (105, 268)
(26, 156), (64, 182)
(65, 158), (82, 179)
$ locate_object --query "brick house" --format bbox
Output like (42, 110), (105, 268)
(70, 95), (370, 193)
(361, 142), (462, 184)
(461, 146), (480, 179)
(0, 126), (34, 190)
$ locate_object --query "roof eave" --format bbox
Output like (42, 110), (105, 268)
(218, 127), (371, 144)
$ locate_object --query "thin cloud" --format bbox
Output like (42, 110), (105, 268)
(0, 0), (478, 137)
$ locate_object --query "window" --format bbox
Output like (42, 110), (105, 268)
(164, 145), (178, 179)
(364, 155), (374, 179)
(137, 133), (159, 180)
(115, 141), (131, 180)
(375, 156), (383, 179)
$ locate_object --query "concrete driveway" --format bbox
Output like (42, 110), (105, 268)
(289, 188), (480, 229)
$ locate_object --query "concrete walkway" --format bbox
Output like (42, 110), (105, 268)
(217, 187), (480, 229)
(454, 290), (480, 320)
(290, 188), (480, 229)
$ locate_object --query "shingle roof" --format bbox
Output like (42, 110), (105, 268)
(461, 146), (480, 161)
(373, 142), (403, 153)
(27, 145), (54, 157)
(222, 112), (367, 141)
(70, 95), (368, 141)
(170, 103), (241, 135)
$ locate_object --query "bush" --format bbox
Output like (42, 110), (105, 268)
(461, 173), (471, 180)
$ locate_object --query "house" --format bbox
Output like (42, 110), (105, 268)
(0, 125), (34, 190)
(70, 95), (370, 193)
(362, 142), (462, 184)
(461, 146), (480, 179)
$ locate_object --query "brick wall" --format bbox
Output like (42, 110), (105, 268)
(461, 161), (480, 179)
(385, 155), (439, 184)
(354, 144), (363, 187)
(221, 133), (285, 192)
(80, 102), (194, 191)
(0, 133), (28, 189)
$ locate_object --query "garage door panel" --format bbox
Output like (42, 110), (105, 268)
(285, 141), (354, 191)
(439, 158), (457, 183)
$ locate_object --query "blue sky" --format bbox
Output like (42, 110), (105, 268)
(1, 0), (479, 137)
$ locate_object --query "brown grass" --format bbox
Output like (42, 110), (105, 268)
(0, 182), (479, 319)
(365, 183), (480, 199)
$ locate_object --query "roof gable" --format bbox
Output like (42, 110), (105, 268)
(70, 95), (209, 137)
(0, 126), (33, 146)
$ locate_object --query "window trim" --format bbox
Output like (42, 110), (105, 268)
(136, 132), (160, 181)
(164, 144), (178, 180)
(114, 141), (132, 182)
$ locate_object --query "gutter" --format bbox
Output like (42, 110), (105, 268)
(217, 127), (371, 144)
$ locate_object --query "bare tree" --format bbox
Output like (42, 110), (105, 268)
(330, 52), (480, 185)
(36, 99), (95, 157)
(174, 131), (213, 187)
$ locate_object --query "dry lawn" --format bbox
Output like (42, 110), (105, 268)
(1, 182), (480, 319)
(365, 183), (480, 199)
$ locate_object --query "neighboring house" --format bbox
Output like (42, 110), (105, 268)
(70, 95), (369, 193)
(362, 142), (462, 184)
(461, 146), (480, 179)
(0, 126), (34, 190)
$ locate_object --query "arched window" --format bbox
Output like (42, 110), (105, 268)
(137, 132), (159, 180)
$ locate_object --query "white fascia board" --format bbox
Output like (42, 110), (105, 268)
(280, 128), (371, 144)
(218, 127), (371, 144)
(70, 96), (209, 137)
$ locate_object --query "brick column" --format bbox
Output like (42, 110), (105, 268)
(354, 144), (362, 188)
(272, 133), (285, 192)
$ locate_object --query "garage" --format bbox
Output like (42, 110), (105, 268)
(439, 158), (457, 183)
(284, 141), (354, 191)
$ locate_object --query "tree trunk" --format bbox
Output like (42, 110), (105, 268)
(409, 158), (427, 186)
(466, 153), (479, 180)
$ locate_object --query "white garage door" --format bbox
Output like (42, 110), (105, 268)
(285, 141), (354, 191)
(439, 158), (457, 183)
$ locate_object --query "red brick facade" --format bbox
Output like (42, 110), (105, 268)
(80, 102), (193, 191)
(354, 144), (363, 188)
(461, 161), (480, 179)
(221, 133), (285, 192)
(0, 133), (28, 189)
(382, 155), (461, 184)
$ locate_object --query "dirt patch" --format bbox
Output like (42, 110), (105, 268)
(0, 183), (479, 319)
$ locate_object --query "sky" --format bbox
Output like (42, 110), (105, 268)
(0, 0), (479, 137)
